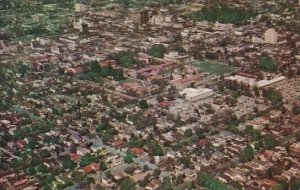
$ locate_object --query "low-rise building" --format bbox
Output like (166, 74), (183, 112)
(179, 87), (214, 102)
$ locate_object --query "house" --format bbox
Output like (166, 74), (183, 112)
(83, 163), (100, 174)
(101, 177), (114, 187)
(131, 10), (149, 25)
(198, 138), (210, 147)
(16, 140), (26, 149)
(146, 179), (161, 190)
(122, 82), (150, 97)
(111, 139), (124, 148)
(110, 157), (124, 167)
(77, 147), (90, 156)
(164, 51), (190, 63)
(290, 142), (300, 157)
(75, 3), (87, 12)
(180, 168), (196, 180)
(70, 153), (81, 163)
(130, 148), (145, 157)
(257, 179), (278, 190)
(66, 66), (83, 76)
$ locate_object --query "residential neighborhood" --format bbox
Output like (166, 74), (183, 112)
(0, 0), (300, 190)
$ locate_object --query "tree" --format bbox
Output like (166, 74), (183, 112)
(179, 156), (192, 168)
(263, 135), (278, 149)
(174, 175), (184, 186)
(143, 165), (149, 171)
(80, 153), (96, 167)
(63, 157), (77, 170)
(117, 0), (132, 8)
(111, 69), (125, 81)
(40, 149), (51, 158)
(17, 63), (29, 77)
(25, 137), (38, 150)
(240, 144), (254, 162)
(100, 161), (108, 171)
(124, 154), (133, 164)
(43, 174), (56, 189)
(292, 104), (300, 115)
(262, 87), (283, 107)
(139, 99), (149, 110)
(90, 61), (102, 74)
(36, 164), (48, 174)
(10, 158), (23, 169)
(161, 176), (172, 190)
(27, 166), (36, 176)
(147, 140), (164, 156)
(245, 125), (261, 141)
(105, 170), (112, 178)
(119, 177), (136, 190)
(96, 123), (108, 132)
(147, 44), (167, 58)
(153, 168), (161, 177)
(184, 129), (193, 138)
(259, 57), (278, 72)
(197, 172), (235, 190)
(111, 51), (136, 68)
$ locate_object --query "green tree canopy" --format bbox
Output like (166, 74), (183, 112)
(259, 57), (278, 72)
(119, 177), (136, 190)
(111, 51), (137, 68)
(240, 144), (254, 162)
(184, 129), (194, 138)
(17, 62), (29, 77)
(197, 172), (236, 190)
(147, 44), (167, 58)
(80, 153), (96, 167)
(25, 137), (38, 150)
(263, 135), (278, 149)
(139, 99), (149, 110)
(124, 154), (134, 164)
(63, 157), (77, 170)
(147, 140), (164, 156)
(90, 61), (102, 74)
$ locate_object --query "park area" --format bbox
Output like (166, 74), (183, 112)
(192, 61), (234, 75)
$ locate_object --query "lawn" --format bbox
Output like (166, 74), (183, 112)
(192, 61), (234, 75)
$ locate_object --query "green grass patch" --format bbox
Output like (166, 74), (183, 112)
(192, 61), (234, 75)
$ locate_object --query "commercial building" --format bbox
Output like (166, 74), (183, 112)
(179, 87), (214, 102)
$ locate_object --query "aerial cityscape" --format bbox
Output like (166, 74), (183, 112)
(0, 0), (300, 190)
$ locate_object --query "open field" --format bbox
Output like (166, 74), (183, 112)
(192, 60), (234, 75)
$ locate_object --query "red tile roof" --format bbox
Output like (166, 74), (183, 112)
(70, 153), (81, 163)
(130, 147), (144, 156)
(16, 140), (26, 149)
(198, 139), (209, 146)
(13, 179), (28, 188)
(83, 163), (100, 174)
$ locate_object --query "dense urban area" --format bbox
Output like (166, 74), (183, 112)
(1, 0), (300, 190)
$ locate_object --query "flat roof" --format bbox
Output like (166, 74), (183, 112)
(179, 87), (213, 98)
